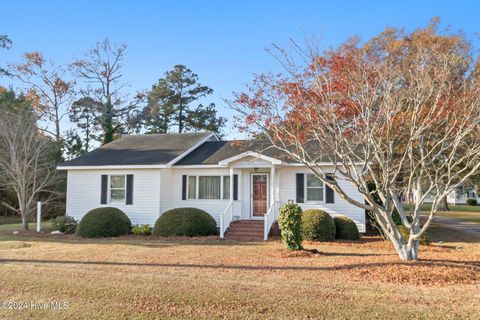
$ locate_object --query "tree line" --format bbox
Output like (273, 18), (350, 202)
(0, 36), (226, 228)
(2, 38), (226, 160)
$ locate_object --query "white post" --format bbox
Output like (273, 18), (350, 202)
(36, 201), (41, 232)
(230, 167), (234, 215)
(271, 166), (276, 209)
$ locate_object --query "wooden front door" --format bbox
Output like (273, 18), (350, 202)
(252, 174), (268, 217)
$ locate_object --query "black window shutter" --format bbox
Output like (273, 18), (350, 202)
(296, 173), (304, 203)
(182, 175), (187, 200)
(325, 174), (335, 204)
(126, 175), (134, 205)
(233, 174), (238, 201)
(101, 175), (108, 204)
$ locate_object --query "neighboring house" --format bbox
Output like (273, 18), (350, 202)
(446, 186), (479, 205)
(408, 186), (479, 205)
(57, 132), (365, 240)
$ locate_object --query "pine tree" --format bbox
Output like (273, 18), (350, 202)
(141, 65), (226, 134)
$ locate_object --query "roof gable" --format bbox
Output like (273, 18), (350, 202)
(59, 132), (215, 168)
(175, 140), (297, 166)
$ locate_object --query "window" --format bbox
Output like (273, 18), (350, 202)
(306, 174), (324, 202)
(223, 176), (231, 200)
(110, 175), (126, 203)
(188, 176), (196, 199)
(199, 176), (221, 199)
(187, 175), (232, 200)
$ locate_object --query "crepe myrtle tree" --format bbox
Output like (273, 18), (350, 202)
(232, 20), (480, 260)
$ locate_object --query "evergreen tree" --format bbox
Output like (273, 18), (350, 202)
(141, 65), (226, 134)
(69, 97), (101, 152)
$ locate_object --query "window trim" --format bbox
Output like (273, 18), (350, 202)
(305, 173), (325, 203)
(186, 174), (232, 200)
(109, 174), (127, 204)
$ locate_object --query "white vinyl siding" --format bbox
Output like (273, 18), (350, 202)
(160, 169), (234, 226)
(278, 167), (365, 232)
(66, 165), (366, 231)
(66, 169), (161, 226)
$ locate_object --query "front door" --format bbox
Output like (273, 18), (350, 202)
(251, 174), (268, 218)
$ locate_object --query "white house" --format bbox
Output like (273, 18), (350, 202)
(57, 132), (365, 240)
(411, 186), (479, 205)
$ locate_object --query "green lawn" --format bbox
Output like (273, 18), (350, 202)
(402, 203), (480, 224)
(0, 223), (479, 319)
(403, 203), (480, 212)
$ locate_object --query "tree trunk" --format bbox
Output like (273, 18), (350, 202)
(381, 217), (418, 260)
(21, 214), (29, 231)
(439, 196), (449, 211)
(103, 100), (114, 144)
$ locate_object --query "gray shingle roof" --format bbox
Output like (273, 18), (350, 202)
(59, 132), (213, 167)
(175, 140), (298, 165)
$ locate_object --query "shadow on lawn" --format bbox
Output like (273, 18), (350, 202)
(1, 257), (478, 271)
(0, 234), (265, 248)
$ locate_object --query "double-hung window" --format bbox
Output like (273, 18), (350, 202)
(306, 174), (324, 202)
(187, 175), (231, 200)
(110, 175), (126, 203)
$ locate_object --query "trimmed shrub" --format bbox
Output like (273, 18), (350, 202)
(334, 216), (359, 240)
(466, 198), (477, 206)
(397, 225), (430, 245)
(132, 224), (151, 235)
(153, 208), (216, 237)
(76, 207), (131, 238)
(51, 215), (78, 234)
(278, 203), (303, 251)
(301, 209), (335, 241)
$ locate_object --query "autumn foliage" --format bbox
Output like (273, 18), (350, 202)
(233, 19), (480, 260)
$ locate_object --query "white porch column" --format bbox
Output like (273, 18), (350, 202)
(271, 166), (276, 209)
(230, 167), (234, 215)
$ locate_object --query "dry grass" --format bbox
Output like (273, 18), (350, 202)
(0, 223), (479, 319)
(434, 211), (480, 224)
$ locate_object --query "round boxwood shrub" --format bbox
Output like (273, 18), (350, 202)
(76, 207), (131, 238)
(301, 209), (335, 241)
(466, 198), (477, 206)
(153, 208), (216, 237)
(334, 216), (359, 240)
(278, 203), (303, 251)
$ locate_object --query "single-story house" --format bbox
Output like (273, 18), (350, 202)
(415, 186), (479, 205)
(57, 132), (365, 240)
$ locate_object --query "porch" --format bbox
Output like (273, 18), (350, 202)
(218, 152), (284, 240)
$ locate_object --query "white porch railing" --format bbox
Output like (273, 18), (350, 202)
(220, 200), (234, 239)
(264, 202), (276, 240)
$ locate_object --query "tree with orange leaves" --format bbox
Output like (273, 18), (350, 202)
(7, 51), (75, 147)
(233, 19), (480, 260)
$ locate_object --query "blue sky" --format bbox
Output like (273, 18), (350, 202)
(1, 0), (479, 138)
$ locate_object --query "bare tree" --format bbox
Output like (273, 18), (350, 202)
(71, 38), (144, 144)
(233, 21), (480, 260)
(7, 52), (75, 145)
(0, 108), (60, 230)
